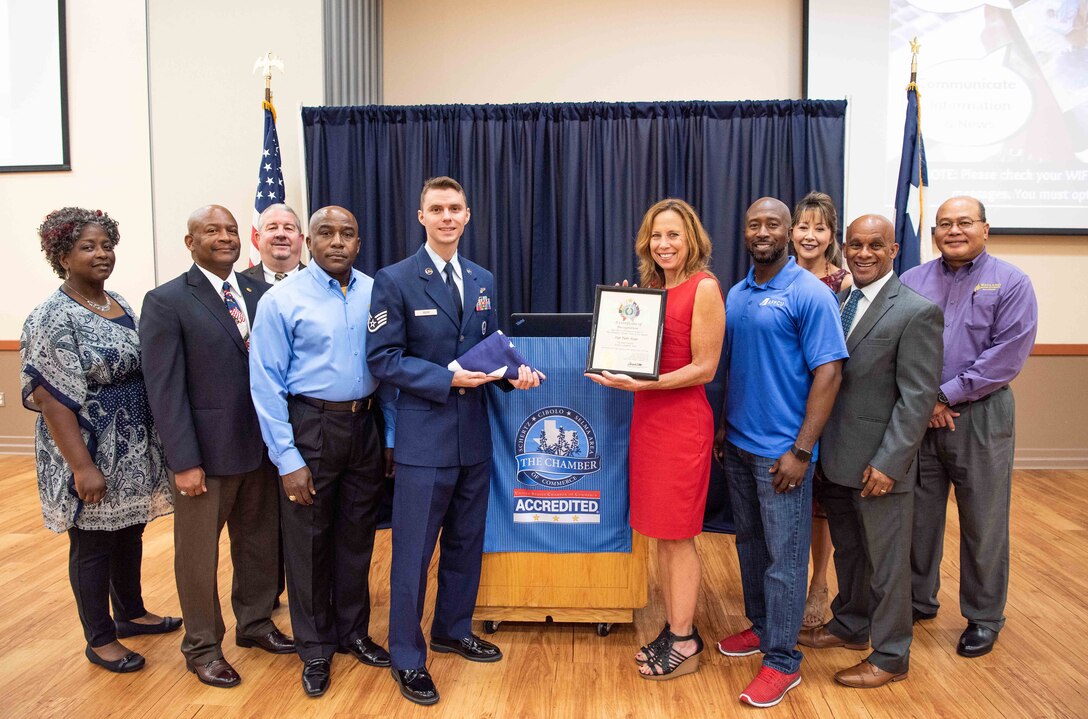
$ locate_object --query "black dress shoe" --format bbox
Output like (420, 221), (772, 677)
(337, 636), (391, 667)
(302, 657), (331, 697)
(391, 666), (439, 705)
(115, 615), (183, 638)
(186, 657), (241, 688)
(85, 645), (145, 673)
(237, 628), (296, 654)
(430, 634), (503, 662)
(912, 608), (937, 624)
(957, 623), (998, 658)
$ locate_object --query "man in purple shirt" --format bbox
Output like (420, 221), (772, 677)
(899, 196), (1038, 659)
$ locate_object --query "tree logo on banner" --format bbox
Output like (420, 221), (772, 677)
(514, 406), (601, 487)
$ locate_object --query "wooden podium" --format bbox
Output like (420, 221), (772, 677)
(475, 531), (648, 635)
(475, 331), (647, 635)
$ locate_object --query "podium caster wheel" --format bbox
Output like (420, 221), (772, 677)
(596, 623), (611, 637)
(484, 620), (500, 634)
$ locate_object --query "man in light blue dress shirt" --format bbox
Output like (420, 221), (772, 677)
(249, 205), (396, 698)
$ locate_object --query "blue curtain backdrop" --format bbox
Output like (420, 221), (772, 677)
(302, 99), (847, 534)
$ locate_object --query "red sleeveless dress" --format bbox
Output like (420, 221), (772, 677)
(629, 272), (720, 539)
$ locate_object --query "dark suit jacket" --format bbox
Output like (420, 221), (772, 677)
(367, 244), (503, 468)
(240, 261), (304, 283)
(820, 273), (943, 492)
(140, 264), (270, 476)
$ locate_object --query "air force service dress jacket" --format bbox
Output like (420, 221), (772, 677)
(366, 244), (506, 468)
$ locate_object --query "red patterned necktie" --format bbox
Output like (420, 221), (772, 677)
(222, 281), (249, 349)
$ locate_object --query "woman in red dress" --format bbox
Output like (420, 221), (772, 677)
(788, 191), (852, 629)
(587, 199), (725, 679)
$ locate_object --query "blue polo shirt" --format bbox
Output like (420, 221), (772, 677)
(724, 257), (848, 460)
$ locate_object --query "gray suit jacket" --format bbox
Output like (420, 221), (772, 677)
(820, 273), (943, 492)
(240, 260), (304, 283)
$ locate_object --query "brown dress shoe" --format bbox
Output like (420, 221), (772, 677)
(796, 624), (869, 650)
(186, 657), (241, 688)
(236, 628), (296, 654)
(834, 660), (907, 688)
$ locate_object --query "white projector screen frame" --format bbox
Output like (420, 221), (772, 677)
(806, 0), (1088, 235)
(0, 0), (70, 172)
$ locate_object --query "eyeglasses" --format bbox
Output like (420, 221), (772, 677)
(936, 218), (983, 232)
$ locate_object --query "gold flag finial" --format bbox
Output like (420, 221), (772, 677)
(252, 52), (285, 104)
(908, 37), (921, 90)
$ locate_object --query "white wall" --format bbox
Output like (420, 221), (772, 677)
(384, 0), (802, 104)
(147, 0), (323, 281)
(0, 0), (155, 339)
(0, 0), (323, 341)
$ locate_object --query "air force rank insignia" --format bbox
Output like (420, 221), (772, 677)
(368, 310), (388, 333)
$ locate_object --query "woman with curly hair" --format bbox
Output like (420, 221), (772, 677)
(21, 207), (178, 673)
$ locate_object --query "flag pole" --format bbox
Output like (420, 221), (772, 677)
(908, 37), (923, 249)
(250, 53), (285, 266)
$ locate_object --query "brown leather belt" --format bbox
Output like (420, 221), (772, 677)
(293, 395), (373, 413)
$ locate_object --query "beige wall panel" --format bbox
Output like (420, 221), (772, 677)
(384, 0), (802, 105)
(146, 0), (323, 282)
(986, 236), (1088, 345)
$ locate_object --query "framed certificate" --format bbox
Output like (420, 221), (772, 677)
(586, 285), (667, 380)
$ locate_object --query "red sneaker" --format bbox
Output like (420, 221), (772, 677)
(717, 628), (760, 656)
(739, 665), (802, 708)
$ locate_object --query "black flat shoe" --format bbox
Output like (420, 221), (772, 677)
(391, 666), (439, 705)
(85, 645), (145, 673)
(337, 636), (391, 667)
(302, 657), (331, 697)
(957, 623), (998, 658)
(115, 616), (183, 638)
(430, 634), (502, 662)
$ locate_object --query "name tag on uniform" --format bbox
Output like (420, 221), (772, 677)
(414, 308), (438, 316)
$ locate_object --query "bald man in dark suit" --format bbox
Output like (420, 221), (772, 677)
(141, 205), (294, 688)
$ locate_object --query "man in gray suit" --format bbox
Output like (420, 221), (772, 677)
(241, 204), (306, 284)
(797, 214), (942, 688)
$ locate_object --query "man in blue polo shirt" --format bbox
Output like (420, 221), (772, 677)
(713, 197), (847, 708)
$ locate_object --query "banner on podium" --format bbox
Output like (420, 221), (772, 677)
(484, 337), (632, 553)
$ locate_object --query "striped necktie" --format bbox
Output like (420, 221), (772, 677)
(222, 281), (249, 349)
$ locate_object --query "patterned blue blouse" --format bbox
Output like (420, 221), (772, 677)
(20, 290), (172, 532)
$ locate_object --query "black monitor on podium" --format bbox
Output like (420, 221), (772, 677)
(508, 313), (593, 338)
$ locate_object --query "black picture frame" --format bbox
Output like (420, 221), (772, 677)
(586, 285), (667, 381)
(0, 0), (70, 173)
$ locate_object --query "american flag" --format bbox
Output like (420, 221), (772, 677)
(250, 100), (285, 266)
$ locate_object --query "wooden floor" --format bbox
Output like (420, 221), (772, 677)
(0, 456), (1085, 718)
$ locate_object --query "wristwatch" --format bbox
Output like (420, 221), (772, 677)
(790, 444), (813, 463)
(937, 390), (950, 405)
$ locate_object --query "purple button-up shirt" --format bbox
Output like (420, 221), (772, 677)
(900, 250), (1037, 406)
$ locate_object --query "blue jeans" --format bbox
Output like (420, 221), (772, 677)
(724, 441), (813, 674)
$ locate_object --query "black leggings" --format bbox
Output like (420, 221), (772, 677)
(67, 523), (148, 647)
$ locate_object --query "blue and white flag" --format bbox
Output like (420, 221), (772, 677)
(894, 61), (927, 274)
(484, 337), (632, 554)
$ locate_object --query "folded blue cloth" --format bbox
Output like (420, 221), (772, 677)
(448, 330), (533, 380)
